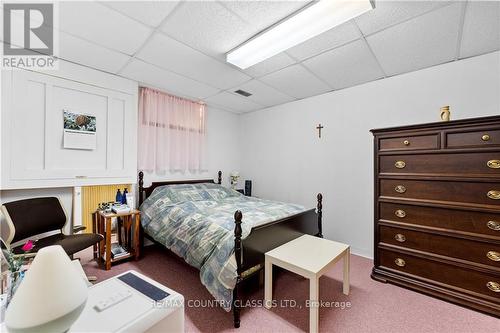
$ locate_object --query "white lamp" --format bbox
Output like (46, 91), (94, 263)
(5, 245), (88, 333)
(230, 171), (240, 190)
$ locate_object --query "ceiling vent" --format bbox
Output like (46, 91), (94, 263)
(234, 89), (252, 97)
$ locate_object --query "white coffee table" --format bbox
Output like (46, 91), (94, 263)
(264, 235), (350, 333)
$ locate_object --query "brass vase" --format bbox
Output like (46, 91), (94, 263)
(440, 106), (450, 122)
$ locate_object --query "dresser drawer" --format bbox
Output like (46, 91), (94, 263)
(379, 134), (439, 151)
(379, 248), (500, 300)
(379, 202), (500, 238)
(380, 179), (500, 207)
(446, 128), (500, 149)
(379, 152), (500, 175)
(380, 225), (500, 268)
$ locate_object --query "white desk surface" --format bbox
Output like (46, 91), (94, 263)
(265, 235), (349, 275)
(70, 270), (184, 333)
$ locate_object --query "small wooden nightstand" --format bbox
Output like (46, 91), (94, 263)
(94, 210), (141, 270)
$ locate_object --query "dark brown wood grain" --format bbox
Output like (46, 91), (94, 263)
(380, 179), (500, 207)
(138, 174), (218, 205)
(379, 152), (500, 176)
(378, 248), (500, 302)
(446, 128), (500, 149)
(379, 225), (500, 269)
(371, 115), (500, 317)
(379, 133), (439, 151)
(233, 210), (243, 328)
(379, 202), (500, 240)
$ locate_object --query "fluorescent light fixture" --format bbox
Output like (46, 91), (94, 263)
(227, 0), (375, 69)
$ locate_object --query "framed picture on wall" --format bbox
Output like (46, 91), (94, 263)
(63, 110), (97, 150)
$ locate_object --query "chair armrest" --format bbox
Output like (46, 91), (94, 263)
(73, 225), (86, 234)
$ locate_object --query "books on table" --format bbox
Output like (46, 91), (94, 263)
(110, 243), (129, 259)
(111, 204), (131, 214)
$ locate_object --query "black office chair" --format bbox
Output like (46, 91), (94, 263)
(1, 197), (103, 256)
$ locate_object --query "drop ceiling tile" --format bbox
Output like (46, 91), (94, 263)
(287, 21), (362, 61)
(366, 3), (461, 76)
(460, 1), (500, 59)
(356, 1), (452, 36)
(259, 64), (331, 99)
(120, 59), (220, 100)
(222, 0), (309, 31)
(100, 1), (179, 28)
(232, 79), (296, 107)
(303, 40), (384, 90)
(204, 91), (263, 113)
(59, 32), (131, 73)
(59, 1), (152, 55)
(160, 1), (258, 59)
(244, 52), (296, 78)
(137, 33), (251, 90)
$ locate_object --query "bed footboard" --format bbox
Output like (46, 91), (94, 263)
(232, 193), (323, 328)
(233, 210), (243, 328)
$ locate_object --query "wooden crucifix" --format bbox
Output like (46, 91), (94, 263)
(316, 123), (324, 138)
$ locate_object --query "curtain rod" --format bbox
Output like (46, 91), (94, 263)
(139, 86), (206, 107)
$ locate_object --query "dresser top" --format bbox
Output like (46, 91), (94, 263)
(370, 115), (500, 134)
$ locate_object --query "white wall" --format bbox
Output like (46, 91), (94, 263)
(141, 106), (241, 188)
(239, 51), (500, 258)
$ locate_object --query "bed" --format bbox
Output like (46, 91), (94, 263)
(138, 171), (323, 328)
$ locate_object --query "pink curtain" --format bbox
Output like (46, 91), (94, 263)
(138, 87), (206, 173)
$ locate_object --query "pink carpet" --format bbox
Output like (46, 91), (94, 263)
(79, 245), (499, 333)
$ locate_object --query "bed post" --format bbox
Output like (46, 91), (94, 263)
(218, 170), (222, 185)
(317, 193), (323, 238)
(233, 210), (243, 328)
(138, 171), (144, 205)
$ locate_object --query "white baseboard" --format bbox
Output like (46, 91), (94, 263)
(350, 247), (373, 260)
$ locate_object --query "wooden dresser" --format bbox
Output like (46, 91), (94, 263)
(371, 115), (500, 316)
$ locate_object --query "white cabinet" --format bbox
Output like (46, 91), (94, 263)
(1, 63), (138, 189)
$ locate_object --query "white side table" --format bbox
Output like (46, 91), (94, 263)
(264, 235), (350, 333)
(70, 270), (184, 333)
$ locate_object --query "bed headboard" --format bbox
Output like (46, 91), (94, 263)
(138, 171), (222, 205)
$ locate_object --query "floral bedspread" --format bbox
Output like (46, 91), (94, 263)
(140, 183), (306, 310)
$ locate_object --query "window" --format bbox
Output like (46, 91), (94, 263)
(138, 87), (206, 172)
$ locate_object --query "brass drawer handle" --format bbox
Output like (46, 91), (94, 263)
(487, 251), (500, 261)
(487, 190), (500, 200)
(395, 209), (406, 218)
(482, 134), (491, 142)
(487, 160), (500, 169)
(394, 234), (406, 243)
(403, 140), (410, 146)
(395, 185), (406, 194)
(395, 161), (406, 169)
(487, 220), (500, 231)
(395, 258), (406, 267)
(486, 281), (500, 292)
